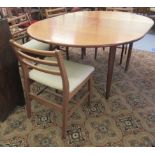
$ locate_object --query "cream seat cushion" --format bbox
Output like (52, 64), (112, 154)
(29, 57), (94, 92)
(22, 39), (50, 50)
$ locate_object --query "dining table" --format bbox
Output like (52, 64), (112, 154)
(27, 11), (154, 99)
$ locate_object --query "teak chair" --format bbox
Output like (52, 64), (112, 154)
(106, 7), (133, 13)
(45, 7), (67, 18)
(10, 39), (94, 139)
(9, 13), (50, 51)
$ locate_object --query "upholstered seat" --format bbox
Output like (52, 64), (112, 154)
(29, 57), (95, 92)
(23, 39), (50, 50)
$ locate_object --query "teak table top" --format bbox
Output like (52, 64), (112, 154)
(27, 11), (154, 47)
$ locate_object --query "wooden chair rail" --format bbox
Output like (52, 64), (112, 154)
(9, 13), (31, 42)
(10, 39), (56, 56)
(22, 59), (61, 76)
(45, 7), (67, 18)
(17, 50), (58, 66)
(30, 93), (63, 112)
(68, 92), (89, 117)
(8, 13), (30, 22)
(11, 28), (27, 34)
(10, 21), (30, 29)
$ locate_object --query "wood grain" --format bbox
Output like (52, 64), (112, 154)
(27, 11), (154, 47)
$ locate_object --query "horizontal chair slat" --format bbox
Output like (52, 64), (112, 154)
(47, 7), (66, 13)
(49, 13), (66, 18)
(30, 93), (63, 112)
(18, 50), (58, 66)
(13, 34), (27, 41)
(8, 14), (28, 22)
(22, 59), (61, 75)
(11, 28), (27, 35)
(10, 21), (30, 29)
(10, 39), (56, 57)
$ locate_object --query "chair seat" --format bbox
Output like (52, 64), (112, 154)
(29, 57), (94, 92)
(22, 39), (50, 50)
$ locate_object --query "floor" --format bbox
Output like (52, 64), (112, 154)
(133, 25), (155, 52)
(0, 46), (155, 146)
(0, 25), (155, 147)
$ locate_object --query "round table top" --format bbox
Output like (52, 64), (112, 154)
(27, 11), (154, 47)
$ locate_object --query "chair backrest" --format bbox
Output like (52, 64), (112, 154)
(45, 7), (67, 18)
(8, 13), (31, 41)
(106, 7), (133, 13)
(10, 39), (69, 93)
(133, 7), (149, 15)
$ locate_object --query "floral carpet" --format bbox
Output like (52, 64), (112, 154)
(0, 47), (155, 146)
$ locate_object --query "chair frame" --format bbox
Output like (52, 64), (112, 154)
(45, 7), (67, 18)
(8, 13), (31, 42)
(106, 7), (133, 13)
(10, 39), (93, 139)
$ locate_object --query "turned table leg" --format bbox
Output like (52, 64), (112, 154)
(125, 42), (133, 72)
(105, 46), (116, 99)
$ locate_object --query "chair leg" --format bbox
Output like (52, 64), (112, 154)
(94, 48), (98, 59)
(125, 42), (133, 72)
(22, 38), (25, 44)
(120, 44), (125, 65)
(66, 47), (70, 60)
(81, 48), (86, 59)
(49, 44), (58, 50)
(62, 97), (69, 139)
(56, 46), (60, 50)
(24, 77), (31, 118)
(25, 96), (31, 118)
(88, 76), (93, 106)
(124, 44), (128, 54)
(83, 48), (86, 56)
(49, 44), (54, 50)
(26, 36), (29, 42)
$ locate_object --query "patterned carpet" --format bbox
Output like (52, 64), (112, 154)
(0, 47), (155, 146)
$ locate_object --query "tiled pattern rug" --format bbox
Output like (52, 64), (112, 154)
(0, 47), (155, 146)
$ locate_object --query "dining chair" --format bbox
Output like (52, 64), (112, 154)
(10, 39), (94, 139)
(133, 7), (150, 16)
(8, 13), (50, 51)
(45, 7), (67, 18)
(106, 7), (133, 12)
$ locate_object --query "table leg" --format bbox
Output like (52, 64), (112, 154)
(120, 44), (125, 65)
(66, 47), (70, 60)
(125, 42), (133, 72)
(106, 46), (116, 99)
(94, 47), (98, 59)
(124, 44), (128, 54)
(81, 47), (86, 59)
